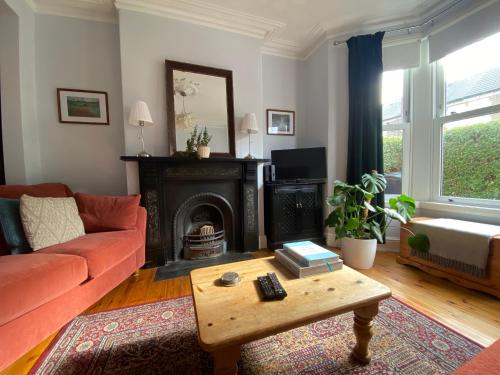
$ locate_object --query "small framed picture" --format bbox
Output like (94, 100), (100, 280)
(57, 88), (109, 125)
(266, 109), (295, 136)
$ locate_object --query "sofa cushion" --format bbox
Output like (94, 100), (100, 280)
(0, 183), (72, 199)
(0, 253), (88, 326)
(74, 193), (141, 233)
(20, 195), (85, 251)
(37, 230), (142, 279)
(0, 199), (31, 254)
(0, 183), (73, 256)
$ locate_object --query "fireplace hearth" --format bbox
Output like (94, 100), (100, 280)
(121, 156), (268, 268)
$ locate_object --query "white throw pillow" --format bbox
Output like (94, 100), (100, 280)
(20, 195), (85, 250)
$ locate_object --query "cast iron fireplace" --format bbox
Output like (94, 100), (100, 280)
(121, 156), (268, 268)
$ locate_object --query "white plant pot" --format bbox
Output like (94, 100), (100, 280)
(197, 146), (210, 158)
(341, 237), (377, 269)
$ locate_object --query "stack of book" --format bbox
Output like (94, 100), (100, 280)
(275, 241), (343, 278)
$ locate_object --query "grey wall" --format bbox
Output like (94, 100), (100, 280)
(35, 15), (126, 195)
(262, 54), (302, 158)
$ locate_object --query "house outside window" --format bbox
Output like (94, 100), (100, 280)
(433, 32), (500, 205)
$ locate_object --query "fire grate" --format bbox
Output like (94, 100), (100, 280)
(183, 225), (225, 260)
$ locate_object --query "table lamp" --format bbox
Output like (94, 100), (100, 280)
(240, 113), (259, 159)
(129, 101), (153, 157)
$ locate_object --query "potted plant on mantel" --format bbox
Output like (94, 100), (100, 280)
(325, 170), (418, 269)
(196, 126), (212, 159)
(177, 125), (213, 158)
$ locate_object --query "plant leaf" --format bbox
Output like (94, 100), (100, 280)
(376, 206), (406, 224)
(345, 217), (359, 231)
(326, 195), (346, 207)
(324, 208), (343, 227)
(408, 233), (430, 252)
(361, 170), (387, 194)
(389, 194), (416, 222)
(369, 222), (384, 243)
(363, 201), (376, 212)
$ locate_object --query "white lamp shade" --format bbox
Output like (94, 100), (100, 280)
(240, 113), (259, 134)
(129, 101), (153, 127)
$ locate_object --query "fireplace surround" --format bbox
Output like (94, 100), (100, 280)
(121, 156), (268, 267)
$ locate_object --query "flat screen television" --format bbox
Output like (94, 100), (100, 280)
(271, 147), (326, 181)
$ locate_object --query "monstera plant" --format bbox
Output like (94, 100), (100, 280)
(325, 170), (422, 269)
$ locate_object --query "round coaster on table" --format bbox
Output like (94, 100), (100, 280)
(221, 272), (241, 287)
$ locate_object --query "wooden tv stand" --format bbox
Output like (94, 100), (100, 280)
(398, 217), (500, 298)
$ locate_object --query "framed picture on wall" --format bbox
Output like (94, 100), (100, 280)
(266, 109), (295, 135)
(57, 88), (109, 125)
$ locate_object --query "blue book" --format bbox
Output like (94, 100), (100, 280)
(283, 241), (339, 267)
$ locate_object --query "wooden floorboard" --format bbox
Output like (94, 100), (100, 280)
(3, 243), (499, 375)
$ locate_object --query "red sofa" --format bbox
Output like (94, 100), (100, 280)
(454, 339), (500, 374)
(0, 183), (146, 371)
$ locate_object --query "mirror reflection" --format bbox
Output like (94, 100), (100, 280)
(173, 71), (229, 153)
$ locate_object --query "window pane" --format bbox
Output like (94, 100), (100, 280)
(442, 32), (500, 116)
(382, 70), (404, 125)
(441, 115), (500, 200)
(383, 130), (403, 194)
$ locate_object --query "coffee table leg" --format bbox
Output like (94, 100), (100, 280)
(213, 345), (241, 375)
(351, 302), (379, 364)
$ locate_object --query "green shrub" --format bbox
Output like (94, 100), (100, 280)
(383, 134), (402, 173)
(442, 121), (500, 200)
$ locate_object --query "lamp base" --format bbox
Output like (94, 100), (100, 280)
(244, 154), (256, 159)
(137, 151), (152, 157)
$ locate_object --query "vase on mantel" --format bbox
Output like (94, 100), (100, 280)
(197, 146), (210, 158)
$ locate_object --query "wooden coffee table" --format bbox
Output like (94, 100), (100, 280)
(190, 256), (391, 375)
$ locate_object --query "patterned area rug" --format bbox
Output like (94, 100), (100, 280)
(31, 297), (481, 375)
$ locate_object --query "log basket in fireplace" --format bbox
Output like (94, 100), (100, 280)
(183, 225), (225, 260)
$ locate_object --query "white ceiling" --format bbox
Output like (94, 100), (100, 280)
(202, 0), (444, 42)
(30, 0), (459, 59)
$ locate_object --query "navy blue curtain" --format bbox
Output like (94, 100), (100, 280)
(346, 31), (385, 209)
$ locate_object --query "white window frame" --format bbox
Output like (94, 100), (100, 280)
(431, 62), (500, 208)
(383, 69), (411, 199)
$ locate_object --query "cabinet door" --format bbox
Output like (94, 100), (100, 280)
(275, 187), (299, 237)
(298, 185), (322, 234)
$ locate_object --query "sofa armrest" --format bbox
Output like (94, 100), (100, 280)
(136, 206), (147, 240)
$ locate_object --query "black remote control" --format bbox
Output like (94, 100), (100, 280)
(257, 276), (276, 300)
(267, 272), (287, 299)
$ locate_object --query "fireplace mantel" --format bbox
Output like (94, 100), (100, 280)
(121, 156), (269, 267)
(121, 156), (269, 163)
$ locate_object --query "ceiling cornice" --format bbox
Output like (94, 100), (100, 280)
(114, 0), (285, 39)
(29, 0), (486, 61)
(33, 0), (117, 23)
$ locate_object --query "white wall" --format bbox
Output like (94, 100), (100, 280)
(118, 9), (263, 159)
(35, 15), (126, 195)
(0, 2), (25, 183)
(1, 0), (41, 184)
(118, 9), (268, 244)
(262, 54), (302, 158)
(299, 42), (330, 150)
(299, 40), (350, 245)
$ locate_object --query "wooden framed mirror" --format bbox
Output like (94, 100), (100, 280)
(165, 60), (236, 157)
